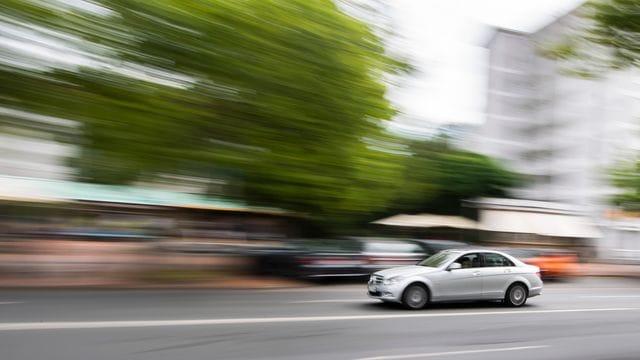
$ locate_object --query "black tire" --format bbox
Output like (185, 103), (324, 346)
(504, 283), (528, 307)
(402, 283), (429, 310)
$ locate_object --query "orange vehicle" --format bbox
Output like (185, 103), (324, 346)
(503, 248), (581, 279)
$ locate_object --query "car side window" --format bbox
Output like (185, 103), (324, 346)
(454, 253), (482, 269)
(483, 253), (515, 267)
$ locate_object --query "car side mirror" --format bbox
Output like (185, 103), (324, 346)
(448, 262), (462, 271)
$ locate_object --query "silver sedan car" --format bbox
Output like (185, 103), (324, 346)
(368, 249), (543, 309)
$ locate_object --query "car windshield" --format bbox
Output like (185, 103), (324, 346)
(418, 251), (457, 268)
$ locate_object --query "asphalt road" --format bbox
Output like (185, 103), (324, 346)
(2, 277), (640, 360)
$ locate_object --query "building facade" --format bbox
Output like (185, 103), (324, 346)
(480, 12), (640, 261)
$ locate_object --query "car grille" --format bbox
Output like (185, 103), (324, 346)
(371, 275), (383, 285)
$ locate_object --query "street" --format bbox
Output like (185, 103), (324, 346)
(2, 277), (640, 360)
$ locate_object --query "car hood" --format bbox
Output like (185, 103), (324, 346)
(374, 265), (439, 278)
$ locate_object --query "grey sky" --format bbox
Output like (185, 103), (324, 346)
(388, 0), (584, 136)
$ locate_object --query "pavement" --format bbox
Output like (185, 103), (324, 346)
(3, 239), (640, 289)
(581, 262), (640, 278)
(3, 262), (640, 289)
(2, 277), (640, 359)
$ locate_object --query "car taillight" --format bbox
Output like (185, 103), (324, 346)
(536, 271), (541, 278)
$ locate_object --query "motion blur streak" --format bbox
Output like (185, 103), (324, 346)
(354, 345), (550, 360)
(1, 307), (639, 331)
(3, 1), (640, 359)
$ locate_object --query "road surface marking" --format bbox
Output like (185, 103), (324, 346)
(257, 287), (364, 293)
(0, 302), (23, 305)
(546, 287), (640, 291)
(355, 345), (550, 360)
(289, 299), (375, 304)
(580, 295), (640, 298)
(0, 308), (638, 331)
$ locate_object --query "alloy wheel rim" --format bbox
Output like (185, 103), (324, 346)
(511, 287), (525, 304)
(409, 288), (425, 306)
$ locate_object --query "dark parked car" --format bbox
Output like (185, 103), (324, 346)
(253, 238), (366, 278)
(253, 237), (469, 279)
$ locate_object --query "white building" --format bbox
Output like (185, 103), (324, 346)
(0, 108), (78, 180)
(480, 12), (640, 261)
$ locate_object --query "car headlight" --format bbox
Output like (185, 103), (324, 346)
(383, 276), (404, 285)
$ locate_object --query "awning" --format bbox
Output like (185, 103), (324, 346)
(0, 175), (285, 214)
(479, 209), (602, 238)
(372, 214), (478, 229)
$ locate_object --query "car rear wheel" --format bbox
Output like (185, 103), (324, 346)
(504, 283), (528, 307)
(402, 284), (428, 310)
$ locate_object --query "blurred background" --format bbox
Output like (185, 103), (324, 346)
(1, 0), (640, 288)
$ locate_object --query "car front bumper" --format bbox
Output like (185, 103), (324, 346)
(367, 281), (404, 302)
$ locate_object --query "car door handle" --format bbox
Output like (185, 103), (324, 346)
(473, 271), (481, 276)
(504, 269), (512, 273)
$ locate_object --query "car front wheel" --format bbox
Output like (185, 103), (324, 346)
(504, 283), (528, 307)
(402, 284), (428, 310)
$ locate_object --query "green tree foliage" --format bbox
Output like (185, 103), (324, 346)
(582, 0), (640, 68)
(0, 0), (406, 222)
(0, 0), (518, 231)
(612, 160), (640, 210)
(391, 140), (521, 216)
(543, 0), (640, 73)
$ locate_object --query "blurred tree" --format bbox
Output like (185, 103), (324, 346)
(0, 0), (407, 227)
(612, 161), (640, 211)
(0, 0), (518, 232)
(579, 0), (640, 68)
(542, 0), (640, 74)
(390, 140), (522, 216)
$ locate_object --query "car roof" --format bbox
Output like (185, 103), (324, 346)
(414, 239), (467, 244)
(445, 248), (510, 255)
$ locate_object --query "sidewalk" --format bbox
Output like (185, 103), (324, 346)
(580, 262), (640, 278)
(0, 239), (309, 289)
(0, 274), (308, 289)
(2, 237), (640, 289)
(3, 264), (640, 289)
